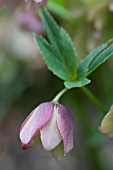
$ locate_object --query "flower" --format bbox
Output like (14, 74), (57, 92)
(19, 102), (74, 159)
(109, 2), (113, 12)
(99, 105), (113, 137)
(34, 0), (48, 5)
(0, 0), (47, 11)
(15, 11), (44, 35)
(0, 0), (47, 34)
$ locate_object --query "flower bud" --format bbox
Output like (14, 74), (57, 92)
(99, 105), (113, 137)
(19, 102), (74, 159)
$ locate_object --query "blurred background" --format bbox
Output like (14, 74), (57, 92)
(0, 0), (113, 170)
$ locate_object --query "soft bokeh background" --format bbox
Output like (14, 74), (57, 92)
(0, 0), (113, 170)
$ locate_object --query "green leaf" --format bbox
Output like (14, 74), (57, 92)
(64, 78), (91, 89)
(77, 39), (113, 78)
(35, 35), (73, 80)
(87, 44), (113, 75)
(35, 7), (77, 81)
(47, 1), (75, 22)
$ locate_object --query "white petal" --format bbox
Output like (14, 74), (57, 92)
(40, 104), (62, 151)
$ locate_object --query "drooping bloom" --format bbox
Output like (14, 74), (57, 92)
(99, 105), (113, 137)
(19, 102), (74, 159)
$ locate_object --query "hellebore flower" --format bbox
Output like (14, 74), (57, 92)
(99, 105), (113, 137)
(15, 11), (44, 35)
(19, 102), (74, 159)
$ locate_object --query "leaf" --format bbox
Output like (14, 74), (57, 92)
(77, 39), (113, 78)
(87, 44), (113, 75)
(47, 1), (74, 22)
(35, 35), (73, 80)
(64, 78), (91, 89)
(34, 7), (77, 81)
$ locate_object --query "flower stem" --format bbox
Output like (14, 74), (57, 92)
(67, 92), (106, 170)
(81, 87), (107, 115)
(53, 88), (68, 103)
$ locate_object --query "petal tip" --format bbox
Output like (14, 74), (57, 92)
(21, 142), (29, 150)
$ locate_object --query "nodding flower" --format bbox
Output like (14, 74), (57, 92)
(19, 102), (74, 160)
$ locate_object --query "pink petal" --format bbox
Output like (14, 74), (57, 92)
(34, 0), (48, 5)
(40, 104), (62, 151)
(21, 131), (41, 149)
(19, 102), (54, 145)
(57, 104), (74, 154)
(15, 11), (44, 35)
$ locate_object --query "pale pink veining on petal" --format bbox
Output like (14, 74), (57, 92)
(57, 104), (74, 154)
(19, 102), (54, 145)
(40, 104), (62, 150)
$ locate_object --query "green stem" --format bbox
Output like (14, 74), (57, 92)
(81, 87), (107, 115)
(53, 88), (68, 103)
(68, 91), (106, 170)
